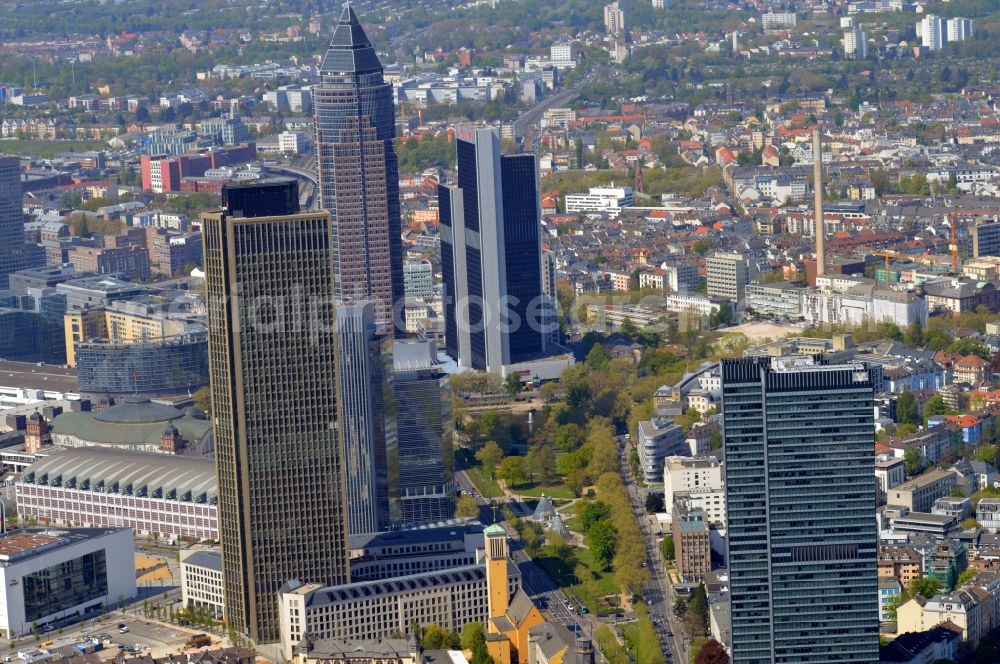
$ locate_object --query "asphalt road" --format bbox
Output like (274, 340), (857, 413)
(618, 441), (688, 663)
(512, 68), (602, 142)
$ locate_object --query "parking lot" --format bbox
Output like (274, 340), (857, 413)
(0, 614), (216, 660)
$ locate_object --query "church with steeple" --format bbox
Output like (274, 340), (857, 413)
(484, 523), (545, 664)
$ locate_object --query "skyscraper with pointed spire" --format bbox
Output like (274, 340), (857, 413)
(314, 5), (404, 336)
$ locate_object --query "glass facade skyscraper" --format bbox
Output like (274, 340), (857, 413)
(0, 155), (25, 289)
(335, 301), (398, 535)
(721, 356), (880, 663)
(314, 6), (404, 337)
(393, 339), (454, 523)
(439, 128), (549, 373)
(202, 180), (350, 643)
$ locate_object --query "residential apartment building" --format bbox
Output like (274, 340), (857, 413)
(664, 455), (725, 525)
(977, 498), (1000, 533)
(762, 11), (797, 29)
(878, 546), (924, 588)
(66, 243), (150, 281)
(898, 587), (992, 648)
(946, 17), (975, 42)
(673, 499), (711, 583)
(706, 253), (752, 304)
(887, 469), (958, 513)
(843, 26), (869, 58)
(603, 2), (625, 36)
(916, 14), (945, 50)
(721, 356), (880, 662)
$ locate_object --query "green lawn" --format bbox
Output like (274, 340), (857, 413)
(463, 466), (502, 499)
(563, 496), (594, 533)
(622, 606), (667, 664)
(511, 484), (575, 500)
(534, 545), (622, 616)
(0, 139), (110, 158)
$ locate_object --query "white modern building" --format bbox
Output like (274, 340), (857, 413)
(664, 455), (726, 526)
(762, 11), (797, 29)
(549, 43), (575, 68)
(843, 26), (869, 58)
(946, 17), (975, 42)
(564, 186), (634, 214)
(663, 292), (720, 317)
(278, 131), (308, 154)
(180, 547), (224, 619)
(636, 418), (686, 484)
(916, 14), (945, 51)
(0, 528), (135, 637)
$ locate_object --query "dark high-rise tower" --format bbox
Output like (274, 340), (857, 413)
(315, 5), (404, 336)
(393, 339), (454, 523)
(202, 180), (350, 643)
(721, 356), (880, 663)
(0, 155), (25, 289)
(335, 301), (398, 534)
(438, 128), (550, 373)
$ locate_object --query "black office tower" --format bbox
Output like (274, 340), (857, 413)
(438, 128), (549, 373)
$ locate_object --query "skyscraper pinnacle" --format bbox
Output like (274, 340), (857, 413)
(321, 2), (379, 74)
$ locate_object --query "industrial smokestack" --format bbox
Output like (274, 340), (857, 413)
(813, 128), (825, 278)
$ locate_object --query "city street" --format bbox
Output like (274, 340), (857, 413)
(618, 440), (688, 664)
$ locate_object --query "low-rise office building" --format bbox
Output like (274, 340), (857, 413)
(664, 456), (725, 526)
(183, 521), (491, 637)
(888, 469), (958, 513)
(0, 528), (135, 637)
(180, 547), (224, 619)
(278, 566), (519, 659)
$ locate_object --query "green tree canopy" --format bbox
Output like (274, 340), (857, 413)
(586, 519), (618, 570)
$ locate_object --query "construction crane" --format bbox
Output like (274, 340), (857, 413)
(873, 251), (913, 272)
